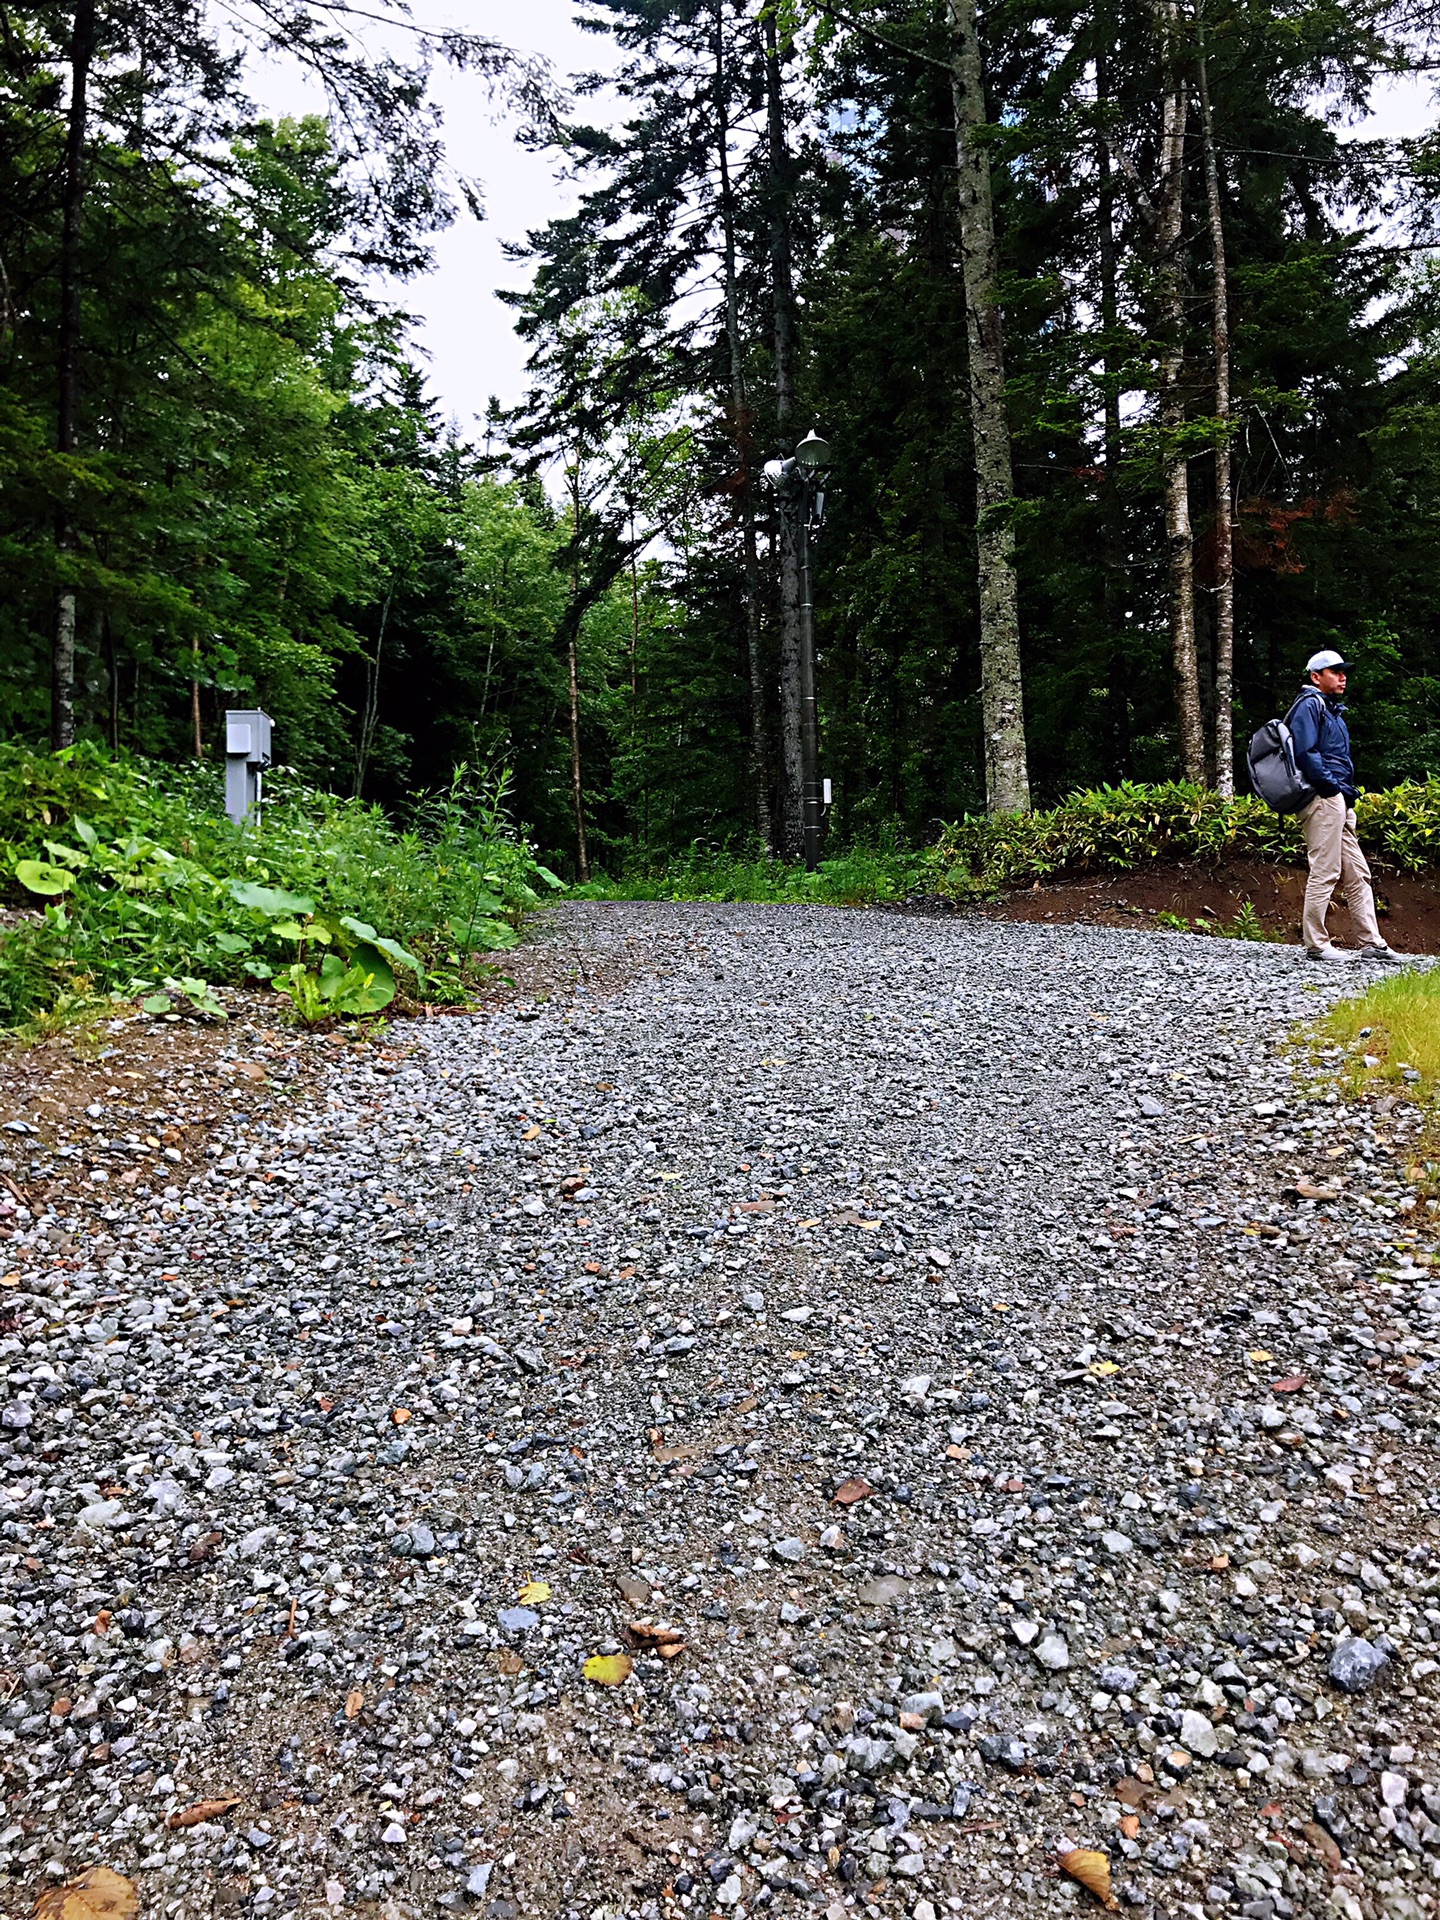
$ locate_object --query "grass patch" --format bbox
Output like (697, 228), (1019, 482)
(1316, 966), (1440, 1227)
(1319, 966), (1440, 1094)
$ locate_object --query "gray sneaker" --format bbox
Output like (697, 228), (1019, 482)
(1357, 943), (1408, 965)
(1306, 945), (1355, 964)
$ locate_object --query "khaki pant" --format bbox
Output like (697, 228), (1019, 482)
(1298, 793), (1383, 951)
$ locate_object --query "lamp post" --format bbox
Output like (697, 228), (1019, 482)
(763, 428), (831, 870)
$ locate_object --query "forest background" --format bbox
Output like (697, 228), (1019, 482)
(5, 0), (1440, 882)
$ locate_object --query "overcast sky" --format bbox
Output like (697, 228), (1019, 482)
(257, 0), (1438, 439)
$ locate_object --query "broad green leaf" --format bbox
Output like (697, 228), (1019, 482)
(229, 880), (315, 916)
(15, 859), (75, 896)
(338, 914), (379, 943)
(533, 865), (565, 891)
(72, 816), (98, 850)
(472, 918), (520, 951)
(343, 943), (397, 1009)
(211, 931), (249, 954)
(244, 960), (274, 980)
(41, 840), (88, 869)
(270, 919), (308, 941)
(141, 994), (172, 1013)
(368, 934), (419, 973)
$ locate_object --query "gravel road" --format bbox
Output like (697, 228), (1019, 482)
(2, 902), (1439, 1920)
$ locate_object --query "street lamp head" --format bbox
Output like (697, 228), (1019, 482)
(795, 427), (831, 470)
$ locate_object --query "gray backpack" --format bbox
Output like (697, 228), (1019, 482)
(1246, 697), (1315, 814)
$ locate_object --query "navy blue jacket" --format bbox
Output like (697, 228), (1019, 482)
(1287, 686), (1357, 802)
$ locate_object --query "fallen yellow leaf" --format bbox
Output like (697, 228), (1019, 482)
(1086, 1360), (1119, 1377)
(34, 1867), (140, 1920)
(797, 1218), (822, 1228)
(518, 1580), (551, 1605)
(1058, 1846), (1119, 1911)
(1247, 1350), (1272, 1364)
(583, 1652), (634, 1687)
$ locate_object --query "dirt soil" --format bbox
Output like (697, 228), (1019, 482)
(972, 856), (1440, 953)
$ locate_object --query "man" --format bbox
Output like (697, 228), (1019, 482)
(1288, 650), (1405, 964)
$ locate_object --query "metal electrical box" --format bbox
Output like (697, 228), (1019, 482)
(224, 709), (272, 825)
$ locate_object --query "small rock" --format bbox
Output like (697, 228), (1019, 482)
(1033, 1632), (1070, 1673)
(1179, 1709), (1218, 1759)
(1329, 1638), (1389, 1695)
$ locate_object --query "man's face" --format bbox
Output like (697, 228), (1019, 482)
(1311, 666), (1347, 696)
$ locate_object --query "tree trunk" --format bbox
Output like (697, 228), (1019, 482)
(567, 466), (590, 883)
(105, 613), (118, 750)
(763, 5), (804, 857)
(1096, 32), (1131, 777)
(1197, 18), (1235, 796)
(353, 582), (394, 798)
(53, 0), (98, 752)
(1154, 0), (1205, 783)
(190, 633), (203, 759)
(717, 0), (773, 854)
(947, 0), (1030, 814)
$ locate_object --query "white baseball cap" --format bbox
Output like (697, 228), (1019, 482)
(1306, 649), (1350, 673)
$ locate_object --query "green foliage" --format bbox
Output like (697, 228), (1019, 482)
(1158, 900), (1276, 942)
(0, 744), (558, 1025)
(925, 780), (1440, 891)
(583, 780), (1440, 906)
(577, 838), (930, 906)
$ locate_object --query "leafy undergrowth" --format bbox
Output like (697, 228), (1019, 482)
(0, 744), (560, 1027)
(1317, 965), (1440, 1222)
(582, 778), (1440, 908)
(573, 841), (936, 907)
(928, 777), (1440, 891)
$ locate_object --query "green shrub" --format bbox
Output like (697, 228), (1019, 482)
(575, 838), (929, 906)
(0, 744), (561, 1026)
(922, 777), (1440, 893)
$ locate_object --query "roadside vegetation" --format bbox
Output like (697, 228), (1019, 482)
(582, 779), (1440, 904)
(0, 745), (559, 1027)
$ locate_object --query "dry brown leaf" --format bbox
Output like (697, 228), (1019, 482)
(626, 1620), (686, 1653)
(167, 1796), (239, 1830)
(187, 1529), (222, 1564)
(1058, 1847), (1119, 1911)
(1303, 1821), (1343, 1872)
(33, 1866), (140, 1920)
(832, 1477), (873, 1507)
(345, 1687), (365, 1720)
(652, 1444), (699, 1466)
(1119, 1814), (1140, 1841)
(492, 1649), (525, 1676)
(522, 1124), (542, 1140)
(390, 1407), (412, 1425)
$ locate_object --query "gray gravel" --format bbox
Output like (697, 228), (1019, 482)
(1, 901), (1438, 1920)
